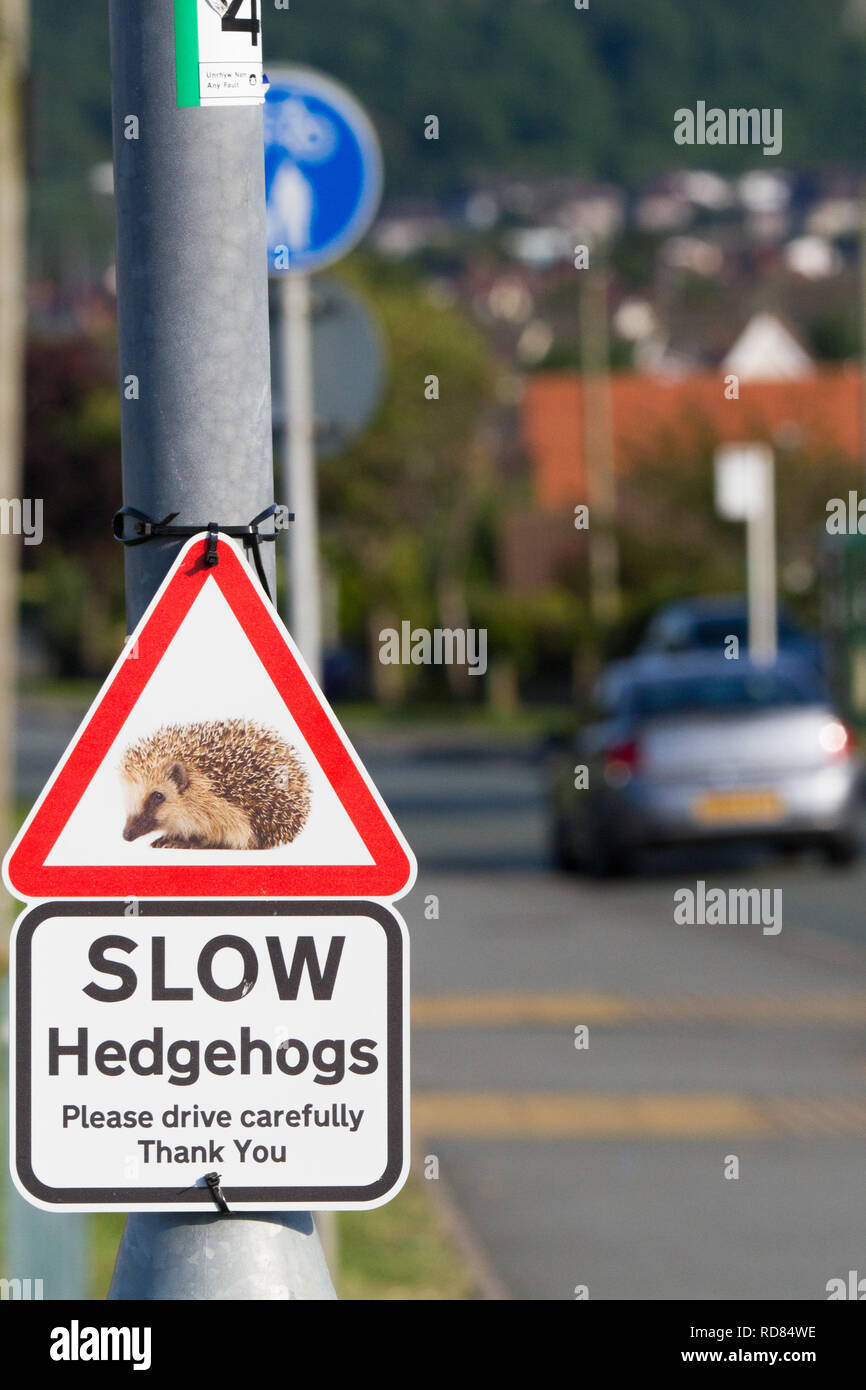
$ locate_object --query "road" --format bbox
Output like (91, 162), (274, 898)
(14, 706), (866, 1300)
(366, 729), (866, 1301)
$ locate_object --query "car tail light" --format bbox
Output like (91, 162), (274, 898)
(604, 739), (640, 787)
(819, 719), (853, 759)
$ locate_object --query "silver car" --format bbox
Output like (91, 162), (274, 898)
(549, 652), (860, 875)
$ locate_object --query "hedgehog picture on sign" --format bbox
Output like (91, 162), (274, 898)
(119, 720), (311, 850)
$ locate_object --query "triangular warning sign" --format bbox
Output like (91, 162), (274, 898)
(4, 535), (416, 901)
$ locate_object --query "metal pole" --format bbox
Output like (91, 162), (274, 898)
(578, 254), (620, 628)
(747, 452), (777, 666)
(107, 0), (335, 1300)
(280, 272), (323, 680)
(110, 0), (278, 624)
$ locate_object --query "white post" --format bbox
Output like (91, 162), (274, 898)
(714, 443), (777, 667)
(280, 272), (323, 682)
(747, 450), (777, 666)
(277, 272), (337, 1276)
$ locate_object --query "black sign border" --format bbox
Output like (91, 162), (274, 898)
(13, 899), (405, 1208)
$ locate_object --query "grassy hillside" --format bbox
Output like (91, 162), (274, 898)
(28, 0), (866, 272)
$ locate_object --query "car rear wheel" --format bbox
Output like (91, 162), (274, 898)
(587, 824), (633, 878)
(820, 833), (859, 867)
(550, 815), (579, 872)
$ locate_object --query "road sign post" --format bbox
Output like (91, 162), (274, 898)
(714, 443), (778, 666)
(265, 68), (383, 680)
(102, 0), (335, 1298)
(270, 276), (387, 457)
(281, 273), (323, 681)
(271, 275), (386, 685)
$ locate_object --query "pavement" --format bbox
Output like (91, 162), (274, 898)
(13, 707), (866, 1300)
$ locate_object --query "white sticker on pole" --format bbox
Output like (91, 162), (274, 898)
(11, 900), (408, 1212)
(175, 1), (265, 108)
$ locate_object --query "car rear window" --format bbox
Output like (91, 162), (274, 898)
(690, 617), (801, 648)
(624, 671), (825, 718)
(691, 619), (747, 647)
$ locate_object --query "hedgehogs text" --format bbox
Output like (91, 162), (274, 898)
(47, 933), (379, 1087)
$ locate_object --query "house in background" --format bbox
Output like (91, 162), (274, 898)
(508, 314), (864, 591)
(722, 312), (814, 381)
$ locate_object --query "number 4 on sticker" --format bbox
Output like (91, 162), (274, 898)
(207, 0), (261, 45)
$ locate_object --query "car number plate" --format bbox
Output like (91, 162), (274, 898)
(693, 790), (785, 824)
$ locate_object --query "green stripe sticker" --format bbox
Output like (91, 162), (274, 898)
(174, 0), (201, 108)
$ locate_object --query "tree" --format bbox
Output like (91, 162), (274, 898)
(317, 262), (494, 700)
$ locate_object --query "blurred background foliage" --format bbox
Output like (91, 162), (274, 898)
(29, 0), (866, 235)
(21, 335), (124, 677)
(16, 0), (866, 707)
(319, 260), (494, 700)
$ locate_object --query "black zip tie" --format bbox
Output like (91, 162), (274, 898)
(112, 503), (294, 606)
(204, 1171), (230, 1214)
(205, 521), (219, 567)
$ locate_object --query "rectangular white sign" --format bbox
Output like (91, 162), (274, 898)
(176, 1), (265, 108)
(11, 901), (408, 1212)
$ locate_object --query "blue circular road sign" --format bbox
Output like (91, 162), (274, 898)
(264, 67), (384, 275)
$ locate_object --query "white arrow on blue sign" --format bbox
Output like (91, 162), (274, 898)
(265, 66), (384, 276)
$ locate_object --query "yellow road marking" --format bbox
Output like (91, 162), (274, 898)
(412, 992), (866, 1028)
(764, 1095), (866, 1137)
(412, 1092), (771, 1138)
(413, 1092), (866, 1139)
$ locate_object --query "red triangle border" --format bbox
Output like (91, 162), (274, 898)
(5, 537), (415, 901)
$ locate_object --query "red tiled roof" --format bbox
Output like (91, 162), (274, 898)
(523, 368), (865, 509)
